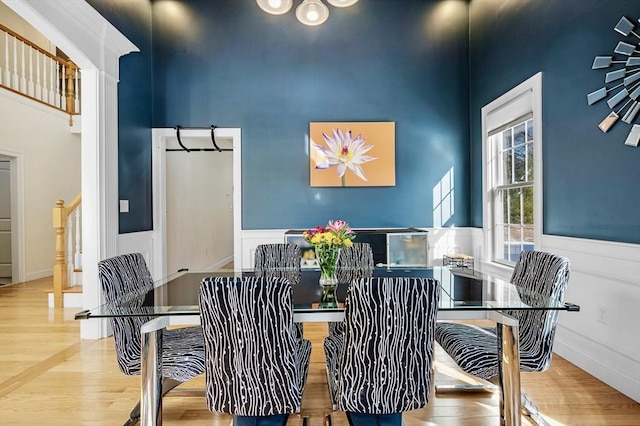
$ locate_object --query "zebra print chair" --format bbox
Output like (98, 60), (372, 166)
(199, 276), (312, 425)
(324, 277), (440, 424)
(435, 250), (570, 425)
(328, 242), (375, 336)
(98, 253), (206, 426)
(254, 243), (302, 285)
(336, 242), (374, 280)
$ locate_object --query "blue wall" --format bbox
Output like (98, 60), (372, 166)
(151, 0), (470, 229)
(89, 0), (639, 243)
(469, 0), (640, 243)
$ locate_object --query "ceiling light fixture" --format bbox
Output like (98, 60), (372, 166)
(326, 0), (358, 7)
(296, 0), (330, 26)
(257, 0), (358, 26)
(256, 0), (293, 15)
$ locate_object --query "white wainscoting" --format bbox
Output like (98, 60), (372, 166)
(538, 235), (640, 402)
(118, 231), (158, 277)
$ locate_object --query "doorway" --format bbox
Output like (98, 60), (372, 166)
(152, 128), (242, 279)
(0, 155), (12, 284)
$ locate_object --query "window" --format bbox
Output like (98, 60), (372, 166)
(482, 73), (542, 267)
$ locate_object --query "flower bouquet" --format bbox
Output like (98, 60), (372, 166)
(303, 220), (355, 286)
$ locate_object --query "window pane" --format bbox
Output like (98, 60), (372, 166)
(503, 128), (512, 150)
(514, 144), (526, 182)
(514, 123), (526, 146)
(523, 225), (534, 243)
(503, 225), (511, 261)
(508, 188), (521, 224)
(503, 150), (513, 184)
(522, 186), (533, 226)
(501, 190), (510, 225)
(527, 119), (533, 142)
(527, 144), (534, 180)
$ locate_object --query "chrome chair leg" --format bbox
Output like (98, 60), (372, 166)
(435, 383), (497, 393)
(124, 378), (182, 426)
(324, 365), (337, 411)
(521, 390), (550, 426)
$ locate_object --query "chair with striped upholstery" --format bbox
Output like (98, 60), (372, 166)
(98, 253), (206, 426)
(435, 250), (571, 425)
(324, 277), (441, 425)
(254, 243), (302, 285)
(335, 242), (374, 284)
(324, 242), (375, 382)
(199, 276), (312, 426)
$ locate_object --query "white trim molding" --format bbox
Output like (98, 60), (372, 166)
(481, 72), (542, 268)
(152, 128), (242, 278)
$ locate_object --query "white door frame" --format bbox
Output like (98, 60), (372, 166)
(0, 151), (24, 283)
(152, 128), (242, 278)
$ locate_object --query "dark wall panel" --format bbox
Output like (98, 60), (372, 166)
(152, 0), (470, 229)
(469, 0), (640, 243)
(86, 0), (154, 233)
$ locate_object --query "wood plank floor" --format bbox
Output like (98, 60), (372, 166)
(1, 277), (638, 425)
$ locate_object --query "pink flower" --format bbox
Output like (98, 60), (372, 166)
(313, 129), (377, 181)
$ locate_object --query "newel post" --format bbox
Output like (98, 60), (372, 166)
(52, 200), (68, 308)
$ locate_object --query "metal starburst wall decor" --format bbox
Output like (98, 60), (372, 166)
(309, 122), (396, 187)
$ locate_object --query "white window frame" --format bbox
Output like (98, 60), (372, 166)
(482, 72), (543, 268)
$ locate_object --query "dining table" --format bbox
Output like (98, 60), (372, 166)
(75, 265), (580, 426)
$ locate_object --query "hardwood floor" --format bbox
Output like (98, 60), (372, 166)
(1, 277), (638, 425)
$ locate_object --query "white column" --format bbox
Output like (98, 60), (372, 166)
(80, 68), (120, 340)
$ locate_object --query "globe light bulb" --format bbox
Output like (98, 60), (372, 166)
(296, 0), (329, 26)
(268, 0), (282, 7)
(307, 7), (319, 21)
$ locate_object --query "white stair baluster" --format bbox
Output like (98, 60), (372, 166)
(67, 214), (74, 286)
(1, 31), (6, 85)
(27, 45), (34, 96)
(74, 68), (80, 113)
(35, 53), (41, 101)
(19, 40), (27, 92)
(48, 57), (55, 106)
(74, 208), (82, 275)
(12, 36), (18, 89)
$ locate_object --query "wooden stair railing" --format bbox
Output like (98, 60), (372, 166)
(0, 23), (81, 120)
(52, 194), (81, 308)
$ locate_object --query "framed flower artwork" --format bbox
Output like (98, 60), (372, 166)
(309, 121), (396, 187)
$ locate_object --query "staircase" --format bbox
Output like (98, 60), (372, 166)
(49, 194), (83, 308)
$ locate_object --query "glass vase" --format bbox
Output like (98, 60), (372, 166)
(316, 245), (340, 307)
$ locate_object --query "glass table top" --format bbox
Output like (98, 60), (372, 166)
(75, 266), (579, 320)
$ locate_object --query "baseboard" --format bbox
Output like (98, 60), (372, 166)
(26, 268), (53, 282)
(554, 334), (640, 403)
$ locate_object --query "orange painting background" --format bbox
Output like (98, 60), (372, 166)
(309, 122), (396, 187)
